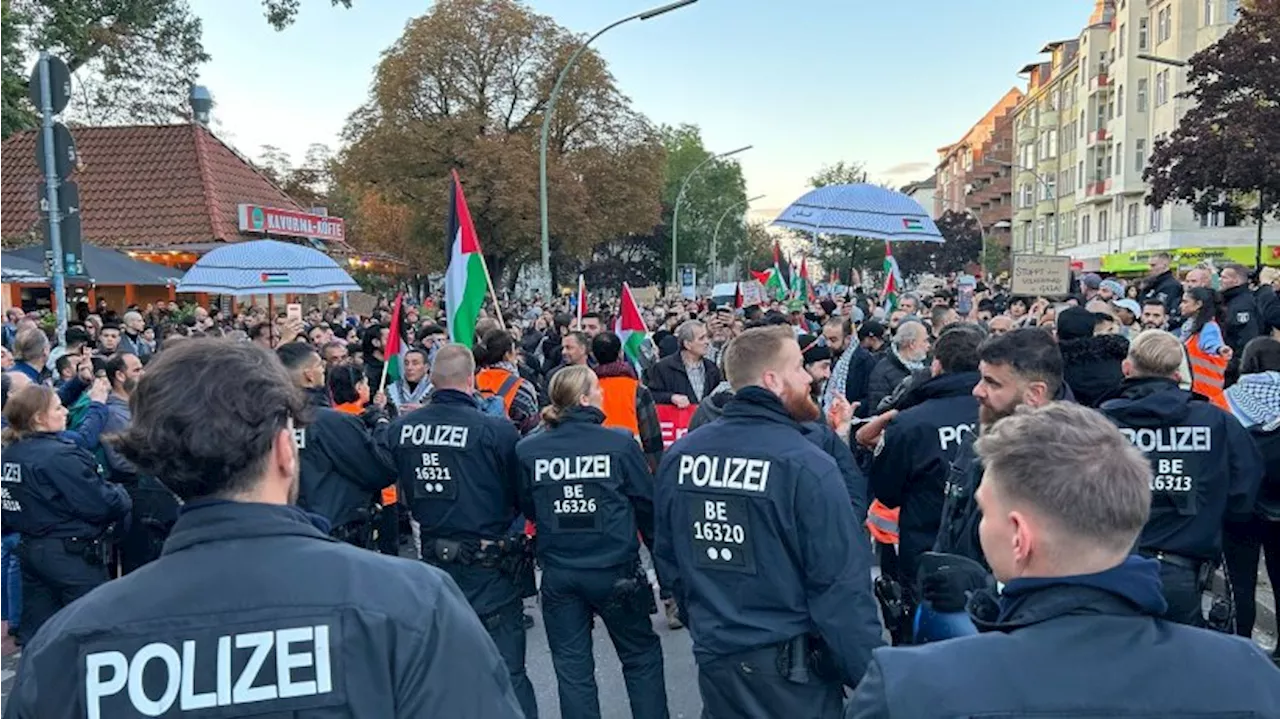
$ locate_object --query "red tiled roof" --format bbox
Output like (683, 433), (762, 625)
(1, 124), (305, 249)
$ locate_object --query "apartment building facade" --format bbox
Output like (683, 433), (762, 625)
(1011, 0), (1270, 273)
(934, 87), (1023, 259)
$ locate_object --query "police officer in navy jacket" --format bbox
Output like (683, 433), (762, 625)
(4, 339), (523, 719)
(383, 343), (537, 719)
(654, 326), (883, 718)
(516, 365), (668, 719)
(1099, 330), (1264, 626)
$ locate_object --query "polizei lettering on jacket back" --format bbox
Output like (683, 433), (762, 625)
(399, 423), (469, 448)
(534, 455), (611, 483)
(677, 455), (770, 493)
(1118, 426), (1212, 453)
(83, 624), (336, 719)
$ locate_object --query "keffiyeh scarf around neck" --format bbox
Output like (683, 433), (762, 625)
(1226, 371), (1280, 429)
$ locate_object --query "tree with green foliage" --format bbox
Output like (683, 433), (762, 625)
(660, 123), (748, 283)
(1, 0), (36, 138)
(894, 210), (984, 277)
(1145, 0), (1280, 273)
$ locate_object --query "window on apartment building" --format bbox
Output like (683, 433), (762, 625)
(1204, 0), (1213, 25)
(1107, 97), (1115, 121)
(1139, 17), (1150, 49)
(1158, 6), (1172, 43)
(1021, 184), (1034, 208)
(1115, 143), (1123, 175)
(1127, 203), (1140, 236)
(1098, 210), (1110, 243)
(1135, 139), (1146, 172)
(1082, 216), (1092, 245)
(1078, 160), (1085, 190)
(1150, 205), (1163, 232)
(1137, 78), (1148, 111)
(1199, 210), (1222, 227)
(1080, 110), (1086, 137)
(1156, 71), (1168, 106)
(1045, 175), (1057, 201)
(1036, 219), (1046, 249)
(1117, 85), (1124, 116)
(1119, 25), (1126, 56)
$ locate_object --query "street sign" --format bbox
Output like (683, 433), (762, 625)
(40, 181), (84, 278)
(28, 56), (71, 115)
(35, 122), (77, 180)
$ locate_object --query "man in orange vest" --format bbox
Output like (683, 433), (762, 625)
(591, 332), (663, 469)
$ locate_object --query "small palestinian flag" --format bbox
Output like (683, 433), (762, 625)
(901, 218), (925, 231)
(881, 241), (902, 311)
(615, 283), (649, 364)
(260, 272), (289, 285)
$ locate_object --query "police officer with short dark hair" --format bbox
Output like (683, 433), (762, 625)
(384, 343), (537, 719)
(278, 342), (394, 547)
(866, 323), (983, 640)
(1, 383), (130, 645)
(5, 338), (522, 719)
(516, 365), (669, 719)
(655, 326), (884, 718)
(1100, 330), (1264, 626)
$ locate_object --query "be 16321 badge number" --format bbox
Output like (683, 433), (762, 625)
(689, 494), (754, 574)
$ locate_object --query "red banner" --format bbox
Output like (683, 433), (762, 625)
(656, 404), (697, 449)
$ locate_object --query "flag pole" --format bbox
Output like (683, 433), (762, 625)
(477, 252), (506, 333)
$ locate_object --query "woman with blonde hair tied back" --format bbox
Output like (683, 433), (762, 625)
(514, 365), (671, 718)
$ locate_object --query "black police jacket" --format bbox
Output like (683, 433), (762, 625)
(653, 386), (884, 686)
(1142, 269), (1184, 315)
(870, 371), (979, 582)
(384, 389), (523, 541)
(297, 406), (395, 528)
(1, 433), (131, 538)
(515, 406), (654, 571)
(845, 555), (1280, 718)
(1100, 377), (1264, 561)
(1222, 285), (1261, 375)
(2, 501), (524, 719)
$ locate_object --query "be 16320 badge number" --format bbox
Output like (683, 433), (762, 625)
(689, 494), (755, 574)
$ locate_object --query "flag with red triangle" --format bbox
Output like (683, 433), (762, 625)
(615, 283), (649, 363)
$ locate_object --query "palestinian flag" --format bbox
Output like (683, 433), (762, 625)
(751, 269), (773, 285)
(734, 281), (744, 309)
(796, 256), (815, 303)
(445, 169), (488, 347)
(380, 293), (406, 390)
(767, 242), (789, 300)
(901, 217), (925, 231)
(615, 282), (649, 363)
(881, 241), (902, 312)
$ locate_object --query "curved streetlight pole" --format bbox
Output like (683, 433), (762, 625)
(538, 0), (698, 299)
(671, 144), (752, 286)
(710, 194), (765, 284)
(986, 158), (1057, 253)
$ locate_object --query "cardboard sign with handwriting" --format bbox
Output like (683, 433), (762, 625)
(1010, 254), (1072, 297)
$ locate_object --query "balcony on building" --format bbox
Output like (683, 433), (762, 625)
(1086, 127), (1113, 147)
(1036, 194), (1057, 215)
(1015, 206), (1034, 223)
(1088, 68), (1113, 94)
(1016, 123), (1036, 144)
(1040, 107), (1059, 128)
(1082, 177), (1113, 204)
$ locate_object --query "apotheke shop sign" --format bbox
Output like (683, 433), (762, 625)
(238, 204), (345, 243)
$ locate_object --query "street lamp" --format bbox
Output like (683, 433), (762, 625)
(671, 145), (752, 285)
(538, 0), (698, 299)
(1136, 53), (1188, 67)
(710, 194), (765, 284)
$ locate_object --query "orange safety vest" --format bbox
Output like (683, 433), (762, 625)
(335, 400), (398, 505)
(598, 376), (641, 437)
(1184, 333), (1230, 411)
(476, 367), (521, 413)
(866, 500), (900, 545)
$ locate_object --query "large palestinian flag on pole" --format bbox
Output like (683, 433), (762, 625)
(796, 256), (815, 303)
(379, 293), (406, 391)
(881, 241), (902, 311)
(445, 169), (487, 347)
(615, 282), (649, 363)
(766, 241), (789, 300)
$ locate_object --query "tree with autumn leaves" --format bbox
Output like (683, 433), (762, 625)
(1145, 0), (1280, 272)
(334, 0), (667, 290)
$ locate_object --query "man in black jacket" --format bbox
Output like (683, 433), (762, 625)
(869, 324), (983, 616)
(864, 320), (928, 416)
(825, 320), (886, 413)
(1056, 306), (1129, 407)
(647, 319), (722, 409)
(278, 343), (395, 548)
(1140, 251), (1184, 315)
(846, 402), (1280, 718)
(1220, 263), (1261, 381)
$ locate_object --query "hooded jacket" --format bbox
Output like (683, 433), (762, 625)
(1100, 377), (1264, 561)
(1059, 333), (1129, 408)
(846, 555), (1280, 718)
